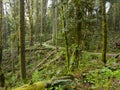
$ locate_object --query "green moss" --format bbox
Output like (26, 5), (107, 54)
(13, 82), (45, 90)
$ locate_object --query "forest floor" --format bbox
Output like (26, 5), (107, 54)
(2, 41), (120, 90)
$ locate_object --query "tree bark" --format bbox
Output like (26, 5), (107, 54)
(19, 0), (26, 79)
(0, 0), (5, 87)
(52, 0), (58, 46)
(26, 0), (34, 46)
(60, 4), (70, 72)
(0, 0), (2, 69)
(101, 0), (107, 64)
(35, 0), (40, 42)
(41, 0), (48, 45)
(73, 1), (82, 69)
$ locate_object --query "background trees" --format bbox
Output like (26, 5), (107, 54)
(1, 0), (120, 89)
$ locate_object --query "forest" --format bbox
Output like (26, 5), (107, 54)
(0, 0), (120, 90)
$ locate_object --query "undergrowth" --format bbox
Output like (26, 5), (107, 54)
(3, 50), (120, 90)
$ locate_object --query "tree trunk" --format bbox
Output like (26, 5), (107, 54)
(0, 0), (5, 87)
(10, 34), (15, 73)
(60, 4), (70, 72)
(41, 0), (48, 45)
(19, 0), (26, 80)
(26, 0), (34, 46)
(101, 0), (107, 64)
(52, 0), (58, 46)
(74, 3), (82, 69)
(0, 0), (2, 70)
(10, 0), (19, 73)
(35, 0), (40, 42)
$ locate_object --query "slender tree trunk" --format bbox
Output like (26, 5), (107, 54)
(74, 5), (82, 69)
(10, 0), (19, 73)
(0, 0), (5, 87)
(52, 0), (58, 46)
(26, 0), (34, 46)
(55, 2), (58, 46)
(0, 0), (2, 68)
(40, 0), (43, 46)
(101, 0), (107, 64)
(11, 34), (15, 73)
(61, 5), (70, 72)
(35, 0), (40, 42)
(41, 0), (48, 45)
(19, 0), (26, 80)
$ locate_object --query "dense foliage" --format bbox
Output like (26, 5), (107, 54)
(0, 0), (120, 90)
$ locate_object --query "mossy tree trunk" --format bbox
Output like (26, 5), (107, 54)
(73, 1), (82, 69)
(0, 0), (5, 87)
(35, 0), (40, 42)
(19, 0), (26, 80)
(26, 0), (34, 46)
(75, 7), (82, 69)
(52, 0), (58, 46)
(9, 0), (19, 73)
(10, 34), (16, 73)
(41, 0), (48, 45)
(0, 0), (2, 69)
(101, 0), (107, 64)
(60, 3), (70, 72)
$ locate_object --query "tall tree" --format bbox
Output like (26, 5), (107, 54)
(41, 0), (48, 45)
(26, 0), (34, 46)
(52, 0), (58, 46)
(72, 0), (83, 69)
(0, 0), (2, 69)
(9, 0), (19, 73)
(35, 0), (40, 42)
(60, 1), (70, 72)
(101, 0), (107, 64)
(0, 0), (5, 87)
(19, 0), (26, 79)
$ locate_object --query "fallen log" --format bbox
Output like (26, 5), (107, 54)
(89, 52), (119, 58)
(42, 42), (64, 50)
(38, 52), (63, 71)
(12, 82), (46, 90)
(12, 75), (74, 90)
(25, 48), (46, 52)
(31, 50), (57, 73)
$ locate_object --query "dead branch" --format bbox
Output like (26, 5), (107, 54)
(38, 53), (63, 71)
(31, 50), (57, 73)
